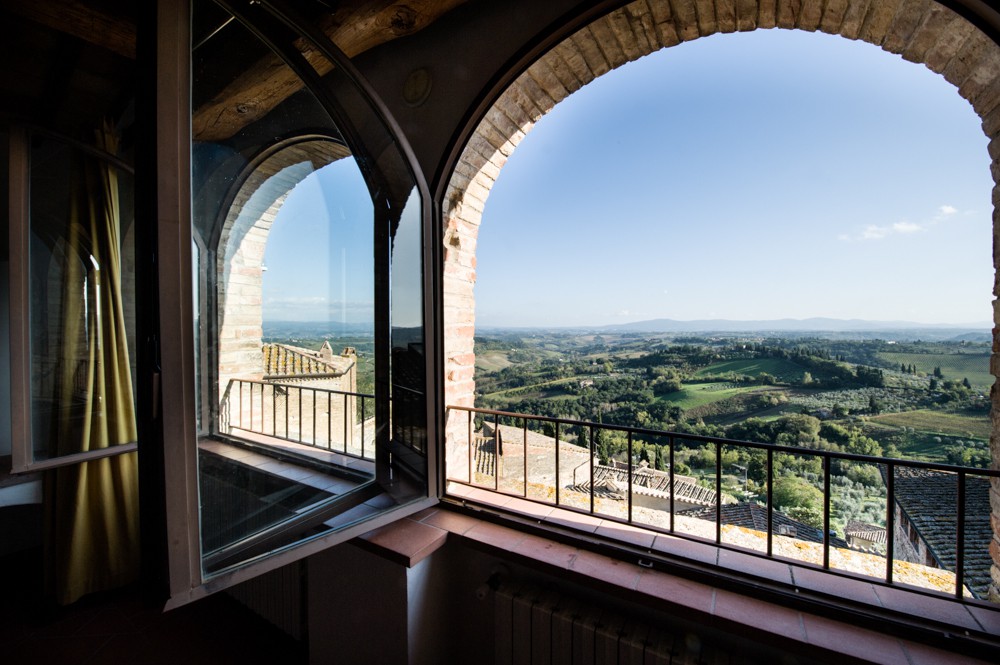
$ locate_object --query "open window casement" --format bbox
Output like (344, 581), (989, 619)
(156, 0), (436, 606)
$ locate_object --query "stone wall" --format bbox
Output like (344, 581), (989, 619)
(442, 0), (1000, 599)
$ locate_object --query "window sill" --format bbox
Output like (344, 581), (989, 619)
(349, 483), (1000, 663)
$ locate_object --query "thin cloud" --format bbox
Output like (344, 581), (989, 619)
(840, 204), (962, 242)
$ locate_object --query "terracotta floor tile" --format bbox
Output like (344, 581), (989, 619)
(513, 533), (579, 569)
(718, 548), (794, 585)
(789, 567), (882, 606)
(504, 495), (556, 520)
(421, 509), (480, 535)
(873, 585), (982, 632)
(358, 518), (447, 566)
(594, 521), (656, 549)
(569, 550), (642, 591)
(634, 569), (715, 615)
(544, 509), (602, 533)
(966, 604), (1000, 635)
(463, 520), (528, 551)
(650, 534), (719, 565)
(713, 588), (805, 642)
(800, 614), (910, 665)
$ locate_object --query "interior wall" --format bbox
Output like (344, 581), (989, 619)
(1, 128), (10, 458)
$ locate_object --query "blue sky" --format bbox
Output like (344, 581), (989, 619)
(262, 158), (374, 324)
(476, 29), (993, 328)
(263, 28), (993, 330)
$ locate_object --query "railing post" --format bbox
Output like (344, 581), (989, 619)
(766, 447), (774, 557)
(522, 418), (528, 498)
(668, 435), (675, 533)
(493, 414), (499, 492)
(886, 462), (895, 585)
(589, 425), (595, 515)
(823, 455), (831, 570)
(715, 440), (722, 544)
(554, 421), (560, 506)
(956, 470), (966, 599)
(468, 410), (472, 485)
(343, 393), (349, 455)
(627, 430), (633, 524)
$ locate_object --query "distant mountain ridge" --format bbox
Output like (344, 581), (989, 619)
(598, 317), (990, 333)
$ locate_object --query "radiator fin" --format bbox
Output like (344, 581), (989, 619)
(495, 583), (738, 664)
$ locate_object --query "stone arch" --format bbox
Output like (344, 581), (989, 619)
(442, 0), (1000, 599)
(215, 137), (352, 403)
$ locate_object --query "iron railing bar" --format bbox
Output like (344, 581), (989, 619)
(956, 470), (966, 599)
(555, 421), (560, 506)
(311, 388), (316, 446)
(823, 456), (831, 570)
(343, 393), (349, 455)
(886, 462), (895, 585)
(493, 415), (500, 490)
(468, 410), (473, 484)
(715, 440), (722, 544)
(522, 418), (528, 499)
(767, 447), (773, 557)
(327, 392), (332, 449)
(627, 430), (633, 524)
(239, 380), (244, 430)
(361, 397), (366, 458)
(589, 425), (595, 516)
(668, 435), (675, 533)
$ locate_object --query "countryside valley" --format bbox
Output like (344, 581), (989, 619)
(472, 325), (992, 536)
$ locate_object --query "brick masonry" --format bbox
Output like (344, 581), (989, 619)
(442, 0), (1000, 598)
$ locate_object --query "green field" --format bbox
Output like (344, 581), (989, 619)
(693, 358), (808, 383)
(659, 382), (761, 411)
(877, 351), (993, 390)
(870, 409), (990, 440)
(475, 350), (515, 372)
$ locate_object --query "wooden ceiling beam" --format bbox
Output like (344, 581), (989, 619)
(194, 0), (466, 142)
(0, 0), (135, 59)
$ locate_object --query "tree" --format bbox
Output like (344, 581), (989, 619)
(868, 395), (881, 414)
(962, 377), (972, 389)
(933, 366), (943, 378)
(772, 476), (824, 514)
(802, 371), (813, 385)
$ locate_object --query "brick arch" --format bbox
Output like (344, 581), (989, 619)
(442, 0), (1000, 599)
(216, 137), (352, 403)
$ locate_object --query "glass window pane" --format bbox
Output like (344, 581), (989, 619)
(192, 0), (427, 575)
(28, 134), (137, 461)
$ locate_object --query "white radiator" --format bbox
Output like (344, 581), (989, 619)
(494, 583), (724, 665)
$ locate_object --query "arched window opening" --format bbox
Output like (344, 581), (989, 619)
(443, 0), (1000, 604)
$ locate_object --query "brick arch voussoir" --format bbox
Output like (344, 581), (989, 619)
(444, 0), (1000, 599)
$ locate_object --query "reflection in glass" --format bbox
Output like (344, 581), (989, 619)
(192, 0), (426, 575)
(28, 133), (137, 461)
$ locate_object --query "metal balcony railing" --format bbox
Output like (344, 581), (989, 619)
(446, 405), (1000, 601)
(221, 378), (375, 460)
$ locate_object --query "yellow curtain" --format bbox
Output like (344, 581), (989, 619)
(45, 124), (140, 605)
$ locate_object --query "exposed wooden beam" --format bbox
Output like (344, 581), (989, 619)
(194, 0), (466, 142)
(0, 0), (135, 59)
